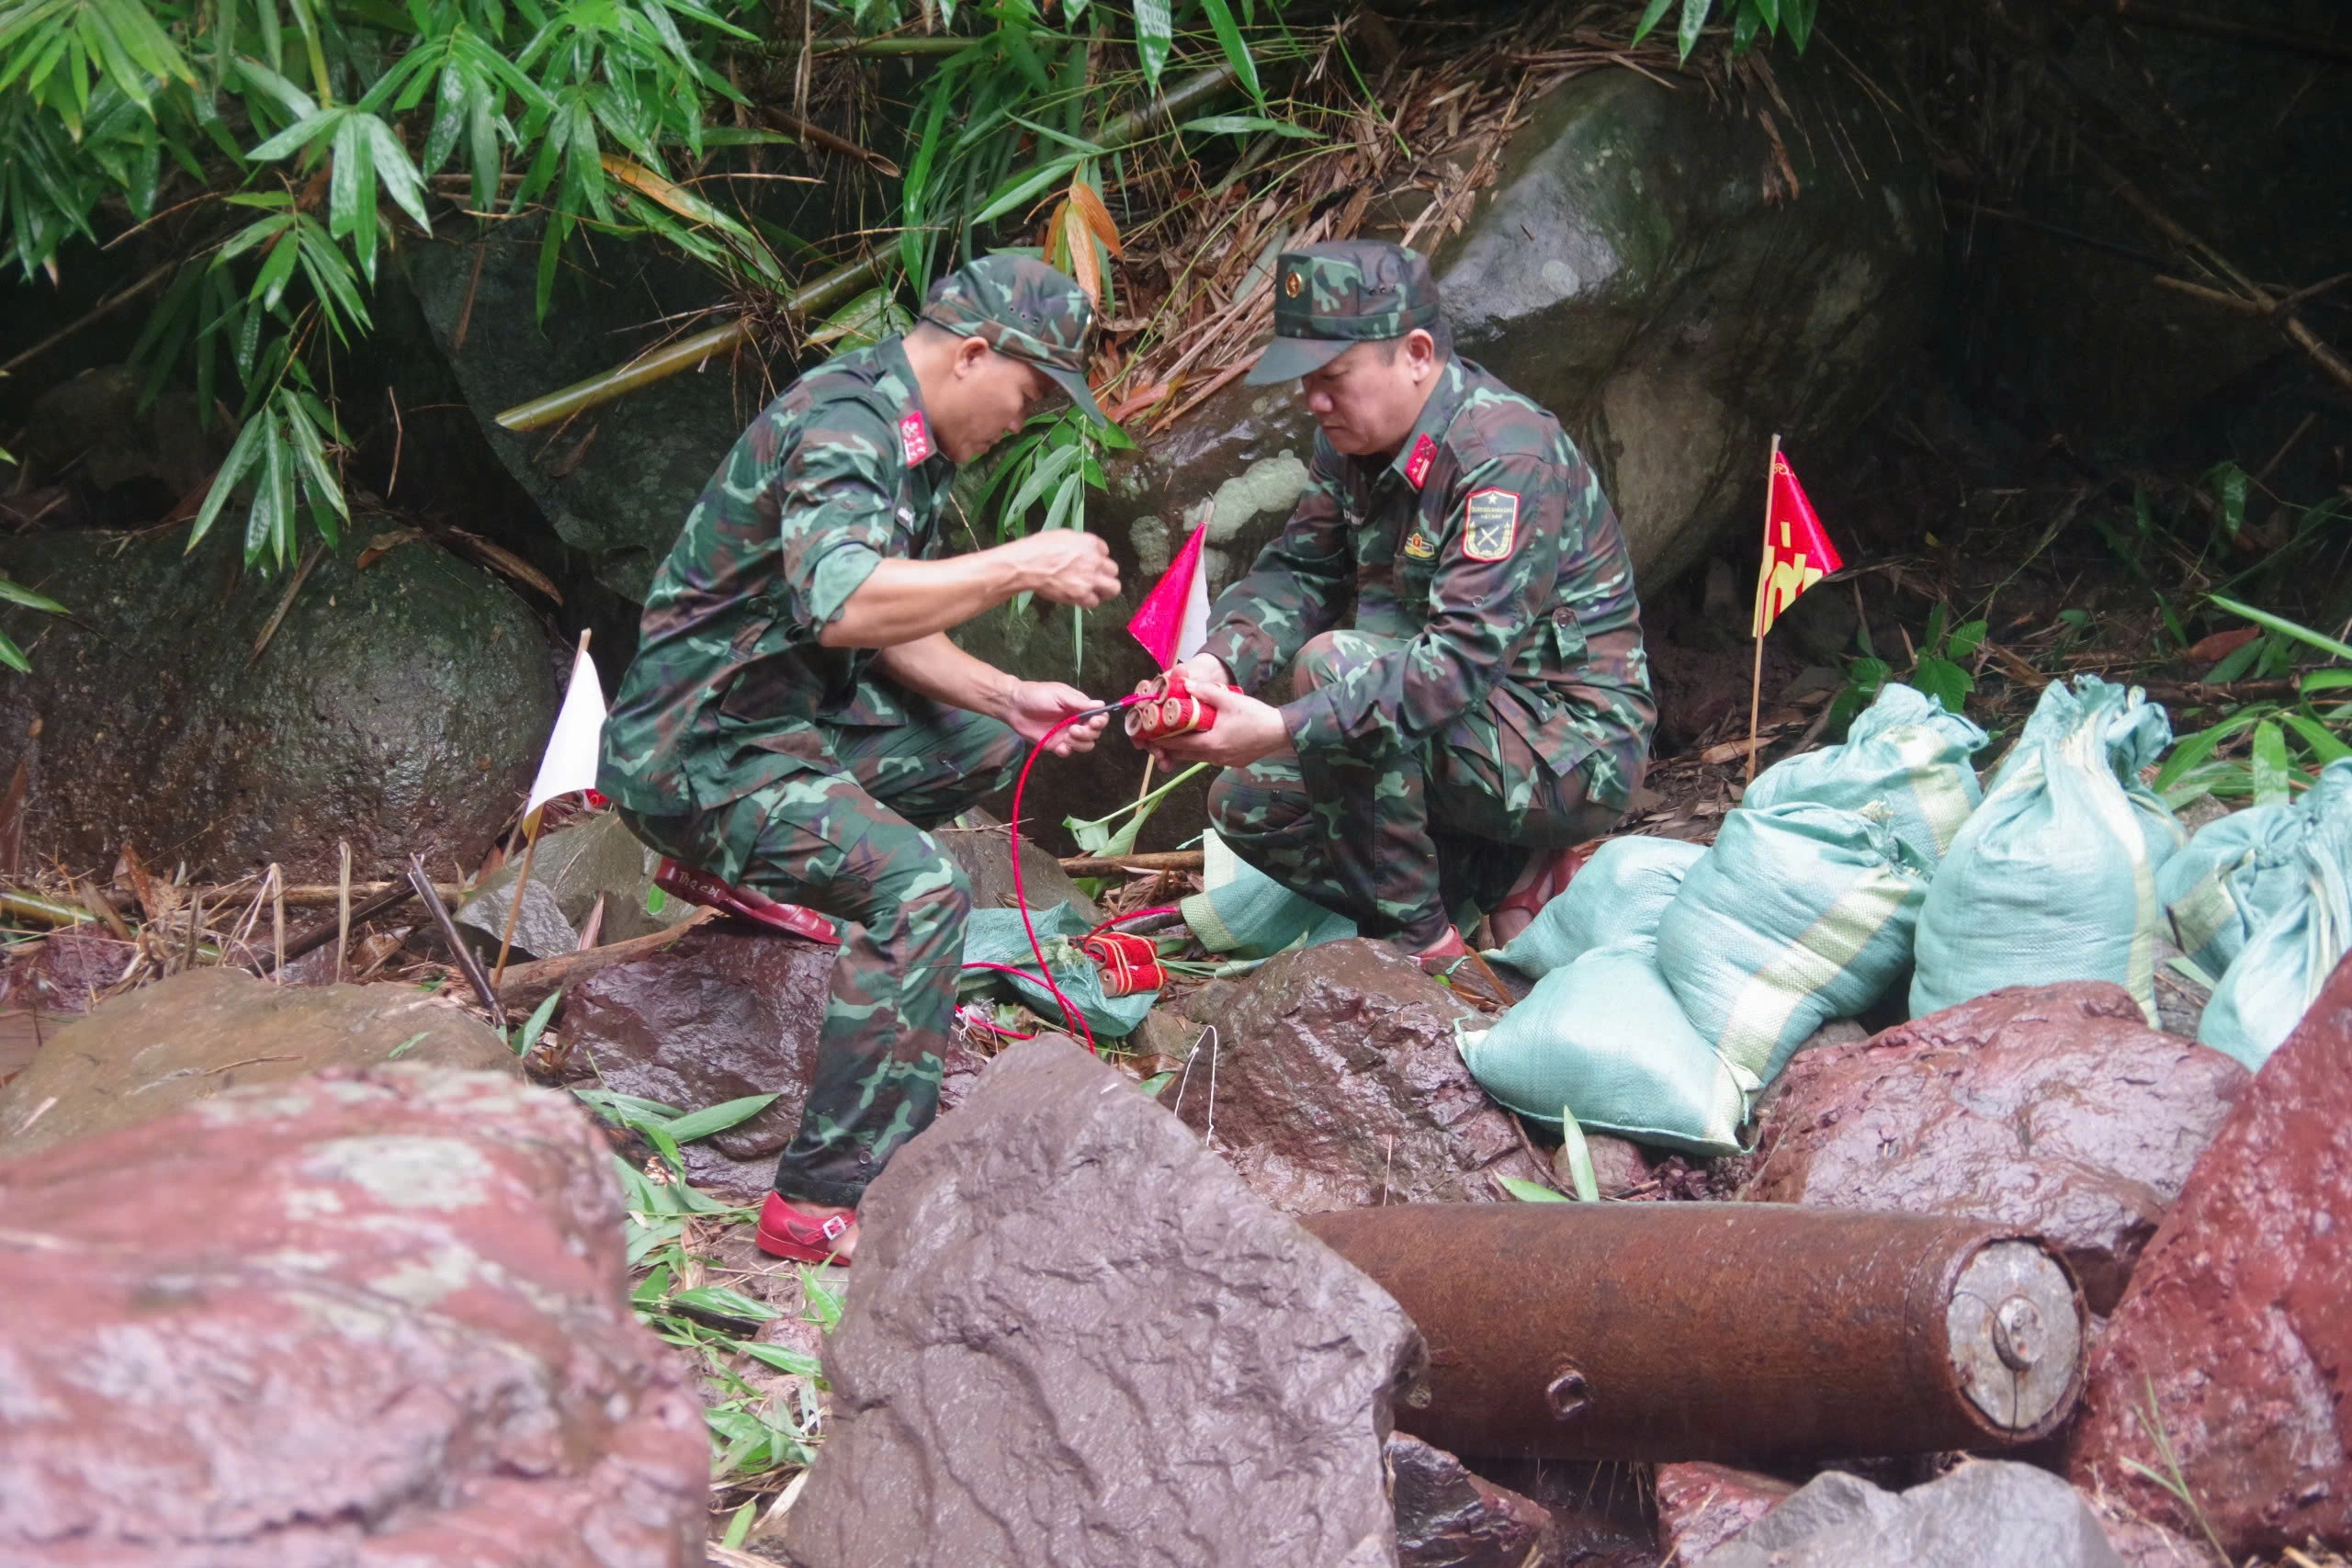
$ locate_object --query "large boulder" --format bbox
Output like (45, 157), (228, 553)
(1739, 982), (2249, 1313)
(1160, 938), (1553, 1213)
(0, 966), (515, 1158)
(1695, 1461), (2123, 1568)
(0, 1066), (707, 1564)
(0, 526), (558, 882)
(781, 1033), (1425, 1568)
(401, 227), (789, 604)
(2065, 953), (2352, 1558)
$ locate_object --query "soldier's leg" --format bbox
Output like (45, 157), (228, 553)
(1425, 696), (1624, 918)
(1211, 629), (1452, 946)
(626, 770), (969, 1208)
(825, 694), (1025, 829)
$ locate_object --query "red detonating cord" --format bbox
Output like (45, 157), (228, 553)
(1001, 696), (1146, 1055)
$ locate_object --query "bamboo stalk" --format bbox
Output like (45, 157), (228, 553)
(1057, 850), (1205, 876)
(409, 857), (504, 1029)
(491, 818), (542, 989)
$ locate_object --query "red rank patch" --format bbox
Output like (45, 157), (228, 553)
(899, 411), (934, 464)
(1404, 434), (1437, 489)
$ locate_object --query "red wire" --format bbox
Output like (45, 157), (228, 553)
(1004, 699), (1141, 1055)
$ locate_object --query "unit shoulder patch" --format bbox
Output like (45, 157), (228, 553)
(1463, 488), (1521, 561)
(899, 411), (933, 464)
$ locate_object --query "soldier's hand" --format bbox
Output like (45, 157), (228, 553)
(999, 529), (1120, 608)
(1148, 680), (1289, 768)
(1172, 652), (1235, 691)
(1009, 681), (1111, 756)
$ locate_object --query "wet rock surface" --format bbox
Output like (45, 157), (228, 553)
(0, 966), (515, 1158)
(782, 1033), (1423, 1568)
(1470, 1460), (1661, 1567)
(1655, 1462), (1797, 1567)
(1387, 1435), (1557, 1568)
(458, 810), (693, 959)
(0, 1066), (707, 1565)
(2066, 954), (2352, 1558)
(1695, 1461), (2124, 1568)
(0, 525), (557, 882)
(1739, 982), (2248, 1312)
(1162, 938), (1551, 1212)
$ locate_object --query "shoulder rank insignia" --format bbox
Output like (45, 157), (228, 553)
(1463, 488), (1520, 561)
(899, 411), (934, 464)
(1404, 433), (1438, 490)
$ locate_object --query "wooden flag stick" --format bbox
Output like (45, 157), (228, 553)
(490, 814), (541, 989)
(1136, 752), (1158, 805)
(1746, 434), (1781, 785)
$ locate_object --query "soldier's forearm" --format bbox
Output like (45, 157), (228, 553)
(874, 633), (1019, 720)
(819, 555), (1023, 649)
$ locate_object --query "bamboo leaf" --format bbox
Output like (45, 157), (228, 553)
(365, 112), (432, 233)
(1498, 1175), (1571, 1204)
(2252, 719), (2291, 807)
(1065, 176), (1122, 255)
(1132, 0), (1170, 88)
(0, 576), (68, 615)
(188, 412), (271, 547)
(1179, 112), (1318, 140)
(2209, 594), (2352, 665)
(1196, 0), (1263, 107)
(972, 150), (1082, 225)
(1630, 0), (1676, 45)
(2281, 711), (2352, 766)
(659, 1092), (781, 1144)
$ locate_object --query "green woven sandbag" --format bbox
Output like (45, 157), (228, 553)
(2198, 809), (2352, 1068)
(961, 904), (1156, 1039)
(1177, 829), (1356, 959)
(1741, 681), (1988, 864)
(1911, 677), (2185, 1025)
(1460, 941), (1751, 1157)
(2159, 759), (2352, 976)
(1488, 836), (1706, 979)
(1655, 799), (1930, 1087)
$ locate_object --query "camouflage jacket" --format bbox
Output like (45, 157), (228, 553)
(600, 336), (958, 817)
(1198, 357), (1655, 808)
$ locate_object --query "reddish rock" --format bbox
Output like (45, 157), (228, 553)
(1656, 1462), (1796, 1565)
(1159, 939), (1550, 1212)
(0, 1065), (707, 1565)
(1389, 1434), (1558, 1568)
(2066, 954), (2352, 1558)
(1740, 982), (2248, 1311)
(783, 1035), (1423, 1568)
(1473, 1459), (1661, 1566)
(0, 966), (516, 1158)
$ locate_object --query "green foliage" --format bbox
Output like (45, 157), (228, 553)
(0, 555), (68, 673)
(1065, 760), (1206, 857)
(1631, 0), (1816, 62)
(1826, 603), (1984, 735)
(6, 0), (1313, 588)
(2154, 599), (2352, 807)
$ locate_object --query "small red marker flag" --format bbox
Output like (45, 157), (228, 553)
(1126, 520), (1211, 671)
(1752, 448), (1843, 638)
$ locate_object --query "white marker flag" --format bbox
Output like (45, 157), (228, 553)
(525, 638), (606, 827)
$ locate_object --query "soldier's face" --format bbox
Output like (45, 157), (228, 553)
(1298, 333), (1440, 457)
(937, 338), (1057, 461)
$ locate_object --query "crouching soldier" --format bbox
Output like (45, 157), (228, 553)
(1148, 241), (1655, 999)
(600, 256), (1118, 1265)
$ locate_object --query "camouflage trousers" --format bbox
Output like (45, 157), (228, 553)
(623, 695), (1023, 1208)
(1207, 631), (1622, 950)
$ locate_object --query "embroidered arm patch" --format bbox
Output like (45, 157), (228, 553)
(1463, 488), (1521, 561)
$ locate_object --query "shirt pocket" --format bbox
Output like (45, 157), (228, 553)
(1547, 604), (1589, 667)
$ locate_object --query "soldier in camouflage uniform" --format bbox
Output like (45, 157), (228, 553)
(600, 255), (1119, 1264)
(1148, 242), (1654, 990)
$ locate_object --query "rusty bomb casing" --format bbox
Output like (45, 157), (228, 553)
(1304, 1202), (2086, 1463)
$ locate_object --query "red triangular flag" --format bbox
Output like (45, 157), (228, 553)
(1752, 449), (1843, 638)
(1126, 522), (1211, 671)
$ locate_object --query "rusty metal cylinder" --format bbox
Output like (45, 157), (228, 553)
(1304, 1202), (2086, 1463)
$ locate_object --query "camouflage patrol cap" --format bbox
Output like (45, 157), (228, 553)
(922, 254), (1108, 423)
(1245, 240), (1442, 385)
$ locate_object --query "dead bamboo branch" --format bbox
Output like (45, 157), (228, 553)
(1057, 850), (1206, 876)
(493, 908), (717, 1006)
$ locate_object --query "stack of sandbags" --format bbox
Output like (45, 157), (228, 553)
(1911, 677), (2185, 1024)
(1741, 681), (1987, 865)
(1460, 837), (1746, 1155)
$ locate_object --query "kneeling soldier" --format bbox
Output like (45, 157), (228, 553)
(1148, 242), (1655, 995)
(600, 257), (1118, 1264)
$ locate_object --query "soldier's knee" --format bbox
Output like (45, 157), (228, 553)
(1292, 629), (1351, 699)
(1204, 766), (1261, 842)
(871, 836), (971, 953)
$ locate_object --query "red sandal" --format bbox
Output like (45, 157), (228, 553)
(1487, 839), (1608, 945)
(756, 1191), (857, 1267)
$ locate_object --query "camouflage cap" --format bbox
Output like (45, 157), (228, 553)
(1245, 240), (1442, 385)
(922, 254), (1108, 423)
